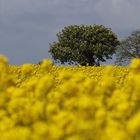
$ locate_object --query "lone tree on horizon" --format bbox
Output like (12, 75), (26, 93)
(49, 24), (119, 66)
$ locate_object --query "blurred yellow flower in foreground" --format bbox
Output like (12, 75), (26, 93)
(0, 54), (140, 140)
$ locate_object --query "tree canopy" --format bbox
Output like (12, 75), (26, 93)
(49, 24), (119, 66)
(115, 31), (140, 65)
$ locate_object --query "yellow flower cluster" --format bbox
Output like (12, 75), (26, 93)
(1, 54), (140, 140)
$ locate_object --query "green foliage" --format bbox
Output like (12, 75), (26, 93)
(115, 31), (140, 65)
(49, 25), (119, 66)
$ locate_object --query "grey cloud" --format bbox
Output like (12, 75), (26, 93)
(0, 0), (140, 64)
(95, 0), (140, 30)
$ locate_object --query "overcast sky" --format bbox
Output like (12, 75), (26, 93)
(0, 0), (140, 65)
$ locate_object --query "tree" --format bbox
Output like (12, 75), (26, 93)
(49, 25), (120, 66)
(115, 31), (140, 65)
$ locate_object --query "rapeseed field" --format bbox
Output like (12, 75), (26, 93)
(0, 54), (140, 140)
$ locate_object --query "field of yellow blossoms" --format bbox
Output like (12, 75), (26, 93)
(1, 54), (140, 140)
